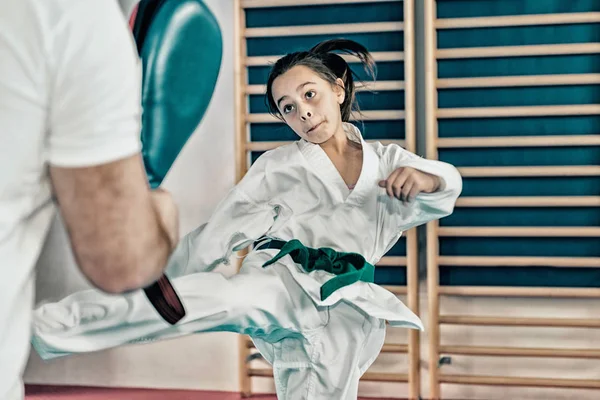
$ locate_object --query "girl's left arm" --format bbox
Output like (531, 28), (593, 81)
(379, 145), (463, 230)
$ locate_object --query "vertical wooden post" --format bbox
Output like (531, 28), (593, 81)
(234, 0), (252, 396)
(407, 229), (420, 399)
(403, 1), (420, 399)
(404, 0), (416, 154)
(424, 0), (441, 398)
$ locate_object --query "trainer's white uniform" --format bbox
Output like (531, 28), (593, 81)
(0, 1), (142, 399)
(32, 123), (462, 399)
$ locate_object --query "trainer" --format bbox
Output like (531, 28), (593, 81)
(0, 1), (180, 399)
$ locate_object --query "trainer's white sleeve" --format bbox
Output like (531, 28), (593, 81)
(47, 0), (142, 167)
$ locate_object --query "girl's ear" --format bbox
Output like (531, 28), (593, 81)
(334, 77), (345, 105)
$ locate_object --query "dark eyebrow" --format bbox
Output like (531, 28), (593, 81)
(276, 81), (316, 108)
(297, 81), (316, 91)
(276, 95), (287, 108)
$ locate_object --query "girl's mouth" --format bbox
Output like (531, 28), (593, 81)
(307, 121), (323, 133)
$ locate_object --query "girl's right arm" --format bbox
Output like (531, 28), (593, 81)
(163, 157), (277, 278)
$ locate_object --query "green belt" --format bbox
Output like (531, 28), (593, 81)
(260, 239), (375, 300)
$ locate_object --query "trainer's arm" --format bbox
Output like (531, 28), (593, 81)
(46, 2), (178, 293)
(50, 154), (178, 293)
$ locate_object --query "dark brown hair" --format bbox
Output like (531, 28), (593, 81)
(265, 38), (376, 122)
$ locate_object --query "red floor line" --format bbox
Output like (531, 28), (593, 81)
(25, 385), (406, 400)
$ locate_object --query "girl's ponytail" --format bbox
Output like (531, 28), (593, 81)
(309, 39), (376, 121)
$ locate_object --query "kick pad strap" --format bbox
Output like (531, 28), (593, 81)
(131, 0), (168, 53)
(143, 275), (186, 325)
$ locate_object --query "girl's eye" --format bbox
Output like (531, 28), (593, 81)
(282, 104), (294, 114)
(306, 90), (316, 99)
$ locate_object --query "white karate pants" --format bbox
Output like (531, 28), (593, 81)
(32, 260), (386, 399)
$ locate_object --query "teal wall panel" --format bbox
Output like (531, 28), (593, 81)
(437, 24), (600, 48)
(245, 2), (403, 27)
(440, 237), (600, 257)
(438, 116), (600, 138)
(250, 120), (406, 142)
(439, 147), (600, 167)
(375, 268), (407, 285)
(439, 85), (600, 108)
(247, 32), (404, 56)
(435, 1), (600, 288)
(442, 207), (600, 227)
(440, 267), (600, 288)
(438, 55), (600, 78)
(437, 0), (600, 19)
(387, 238), (407, 257)
(460, 177), (600, 197)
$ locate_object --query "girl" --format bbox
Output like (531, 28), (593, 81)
(32, 39), (462, 399)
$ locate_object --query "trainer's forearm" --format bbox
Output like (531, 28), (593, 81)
(50, 154), (177, 294)
(108, 192), (175, 292)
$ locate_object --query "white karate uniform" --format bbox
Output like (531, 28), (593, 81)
(32, 122), (462, 399)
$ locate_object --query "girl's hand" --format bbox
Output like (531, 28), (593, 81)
(378, 167), (442, 204)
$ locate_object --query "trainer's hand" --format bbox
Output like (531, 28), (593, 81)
(150, 188), (179, 251)
(378, 167), (442, 205)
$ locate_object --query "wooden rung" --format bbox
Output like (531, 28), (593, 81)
(246, 84), (265, 95)
(382, 285), (408, 295)
(248, 368), (408, 383)
(439, 315), (600, 328)
(437, 43), (600, 59)
(245, 141), (290, 151)
(438, 226), (600, 237)
(437, 73), (600, 88)
(248, 368), (273, 378)
(439, 345), (600, 359)
(246, 339), (408, 353)
(437, 104), (600, 119)
(245, 21), (403, 38)
(456, 196), (600, 207)
(356, 80), (405, 92)
(438, 256), (600, 268)
(246, 51), (404, 66)
(362, 372), (409, 382)
(366, 139), (406, 147)
(439, 286), (600, 298)
(437, 135), (600, 148)
(436, 12), (600, 30)
(376, 256), (407, 267)
(246, 113), (281, 123)
(382, 343), (409, 353)
(245, 139), (405, 152)
(247, 110), (405, 123)
(440, 374), (600, 389)
(458, 165), (600, 177)
(246, 80), (404, 95)
(241, 0), (402, 8)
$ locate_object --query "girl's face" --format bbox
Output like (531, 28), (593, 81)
(271, 65), (345, 144)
